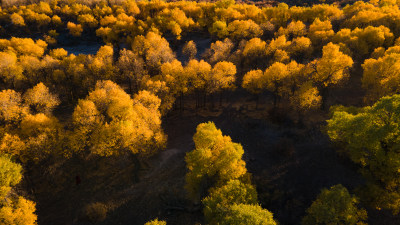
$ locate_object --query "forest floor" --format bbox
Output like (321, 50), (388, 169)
(28, 88), (400, 225)
(17, 31), (400, 225)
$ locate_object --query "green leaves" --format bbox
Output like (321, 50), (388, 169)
(222, 204), (277, 225)
(186, 122), (277, 225)
(327, 94), (400, 214)
(0, 155), (22, 198)
(302, 185), (367, 225)
(185, 122), (247, 201)
(0, 155), (37, 225)
(202, 180), (258, 223)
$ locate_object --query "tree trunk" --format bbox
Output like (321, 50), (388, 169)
(320, 87), (329, 110)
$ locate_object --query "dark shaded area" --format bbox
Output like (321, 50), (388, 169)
(55, 32), (103, 55)
(31, 90), (394, 224)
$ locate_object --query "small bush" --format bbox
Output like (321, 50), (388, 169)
(84, 202), (107, 223)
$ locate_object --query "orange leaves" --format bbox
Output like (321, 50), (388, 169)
(0, 84), (62, 162)
(0, 197), (37, 225)
(131, 32), (175, 75)
(311, 42), (353, 87)
(0, 90), (27, 124)
(67, 22), (83, 37)
(10, 13), (25, 26)
(73, 99), (101, 127)
(362, 49), (400, 102)
(242, 70), (264, 95)
(72, 80), (166, 157)
(23, 82), (60, 115)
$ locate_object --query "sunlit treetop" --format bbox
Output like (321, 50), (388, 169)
(202, 179), (258, 224)
(72, 80), (166, 157)
(220, 203), (277, 225)
(0, 90), (28, 125)
(23, 83), (60, 115)
(185, 122), (247, 201)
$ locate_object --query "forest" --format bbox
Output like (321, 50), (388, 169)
(2, 0), (400, 224)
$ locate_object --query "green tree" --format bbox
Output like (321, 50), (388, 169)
(327, 95), (400, 214)
(0, 155), (22, 198)
(0, 155), (37, 225)
(221, 203), (277, 225)
(302, 184), (367, 225)
(202, 180), (258, 224)
(185, 122), (247, 201)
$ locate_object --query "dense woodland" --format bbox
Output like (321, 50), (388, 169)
(2, 0), (400, 224)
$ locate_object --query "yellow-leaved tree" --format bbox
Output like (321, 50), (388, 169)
(131, 31), (176, 75)
(0, 83), (63, 163)
(71, 80), (166, 158)
(307, 42), (353, 109)
(362, 48), (400, 103)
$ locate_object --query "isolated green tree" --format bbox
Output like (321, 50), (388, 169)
(327, 94), (400, 214)
(185, 122), (247, 201)
(302, 184), (367, 225)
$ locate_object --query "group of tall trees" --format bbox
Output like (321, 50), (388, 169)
(242, 42), (353, 110)
(0, 79), (166, 161)
(2, 0), (400, 224)
(185, 123), (369, 225)
(2, 0), (398, 115)
(2, 0), (400, 114)
(185, 122), (277, 224)
(0, 81), (165, 225)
